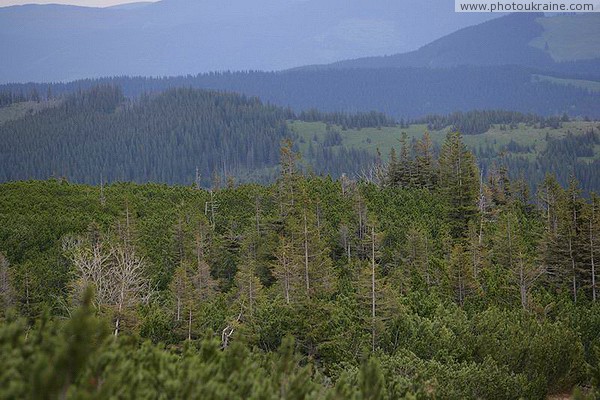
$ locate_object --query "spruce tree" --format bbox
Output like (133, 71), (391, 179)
(438, 131), (480, 240)
(414, 131), (437, 189)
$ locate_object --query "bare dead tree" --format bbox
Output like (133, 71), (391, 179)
(340, 225), (351, 261)
(515, 252), (545, 310)
(112, 244), (151, 336)
(590, 201), (597, 302)
(193, 228), (216, 301)
(205, 190), (218, 229)
(221, 310), (242, 349)
(0, 252), (14, 310)
(63, 236), (114, 308)
(195, 166), (201, 190)
(64, 234), (150, 336)
(357, 163), (386, 187)
(303, 208), (310, 296)
(371, 226), (376, 353)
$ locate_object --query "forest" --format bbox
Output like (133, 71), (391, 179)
(1, 135), (599, 399)
(1, 65), (600, 119)
(416, 110), (568, 135)
(0, 86), (293, 186)
(3, 85), (600, 196)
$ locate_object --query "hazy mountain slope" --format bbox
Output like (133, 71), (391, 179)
(3, 66), (598, 119)
(0, 0), (496, 83)
(530, 14), (600, 62)
(315, 13), (600, 72)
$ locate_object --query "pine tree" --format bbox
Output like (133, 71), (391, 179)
(397, 132), (413, 188)
(414, 131), (437, 189)
(493, 209), (543, 309)
(278, 138), (301, 212)
(564, 177), (585, 302)
(192, 223), (217, 302)
(401, 226), (431, 289)
(386, 147), (399, 187)
(354, 222), (392, 353)
(358, 357), (387, 400)
(538, 174), (562, 235)
(234, 234), (264, 317)
(439, 131), (480, 240)
(272, 235), (301, 305)
(299, 194), (334, 299)
(169, 262), (195, 340)
(448, 243), (476, 307)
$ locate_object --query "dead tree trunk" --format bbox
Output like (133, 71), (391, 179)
(371, 226), (376, 353)
(303, 210), (310, 297)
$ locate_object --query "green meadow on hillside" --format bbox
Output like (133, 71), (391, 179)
(290, 119), (600, 161)
(0, 100), (58, 125)
(533, 74), (600, 93)
(530, 14), (600, 61)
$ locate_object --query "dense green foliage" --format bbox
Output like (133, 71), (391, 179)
(1, 136), (599, 398)
(0, 86), (384, 187)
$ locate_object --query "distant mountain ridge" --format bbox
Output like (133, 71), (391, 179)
(1, 9), (599, 121)
(0, 0), (496, 83)
(302, 13), (600, 75)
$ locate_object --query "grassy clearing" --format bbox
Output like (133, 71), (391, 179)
(289, 120), (600, 161)
(533, 74), (600, 93)
(0, 100), (58, 125)
(530, 14), (600, 62)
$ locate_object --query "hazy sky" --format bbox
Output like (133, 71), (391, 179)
(0, 0), (155, 7)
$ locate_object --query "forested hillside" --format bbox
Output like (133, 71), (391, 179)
(0, 86), (384, 186)
(1, 138), (599, 398)
(2, 65), (599, 119)
(318, 13), (600, 74)
(0, 86), (294, 186)
(2, 86), (599, 195)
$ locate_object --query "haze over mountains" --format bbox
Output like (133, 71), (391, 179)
(310, 13), (600, 74)
(0, 0), (497, 83)
(1, 6), (600, 119)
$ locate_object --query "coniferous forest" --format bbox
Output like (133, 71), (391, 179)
(1, 134), (600, 398)
(2, 66), (600, 119)
(2, 85), (600, 195)
(2, 4), (600, 399)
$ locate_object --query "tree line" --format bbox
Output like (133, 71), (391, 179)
(415, 109), (568, 135)
(2, 65), (600, 119)
(297, 109), (398, 130)
(474, 127), (600, 195)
